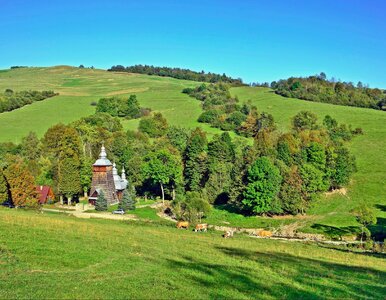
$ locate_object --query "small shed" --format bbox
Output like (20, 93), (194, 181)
(35, 186), (55, 204)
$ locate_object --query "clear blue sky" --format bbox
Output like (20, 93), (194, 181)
(1, 0), (385, 87)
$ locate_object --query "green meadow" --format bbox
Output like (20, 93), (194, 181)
(0, 66), (219, 143)
(0, 208), (385, 299)
(0, 66), (385, 236)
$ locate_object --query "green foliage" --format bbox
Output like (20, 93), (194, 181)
(184, 128), (208, 191)
(96, 95), (145, 119)
(352, 204), (377, 227)
(119, 189), (136, 211)
(0, 168), (8, 203)
(166, 126), (190, 153)
(302, 142), (326, 170)
(274, 74), (386, 110)
(299, 163), (328, 195)
(58, 157), (81, 199)
(279, 166), (305, 214)
(95, 190), (108, 211)
(329, 147), (356, 188)
(243, 157), (282, 214)
(0, 89), (57, 113)
(139, 112), (168, 137)
(80, 157), (93, 195)
(197, 109), (220, 123)
(292, 111), (318, 131)
(109, 65), (243, 84)
(142, 149), (182, 201)
(20, 131), (41, 161)
(172, 191), (211, 223)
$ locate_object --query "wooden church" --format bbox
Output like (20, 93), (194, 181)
(88, 145), (128, 206)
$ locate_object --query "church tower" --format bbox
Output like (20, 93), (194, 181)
(88, 145), (118, 205)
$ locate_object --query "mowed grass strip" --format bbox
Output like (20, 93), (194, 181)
(0, 208), (385, 299)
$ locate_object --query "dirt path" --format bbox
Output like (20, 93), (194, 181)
(42, 208), (138, 221)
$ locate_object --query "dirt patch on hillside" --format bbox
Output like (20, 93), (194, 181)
(106, 87), (149, 96)
(325, 188), (347, 196)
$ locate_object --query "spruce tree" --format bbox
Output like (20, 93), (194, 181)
(119, 189), (136, 211)
(95, 190), (108, 211)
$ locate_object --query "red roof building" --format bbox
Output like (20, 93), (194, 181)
(35, 186), (55, 204)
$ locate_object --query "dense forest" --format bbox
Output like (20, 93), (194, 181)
(0, 91), (358, 219)
(272, 73), (386, 110)
(0, 89), (57, 113)
(108, 65), (244, 85)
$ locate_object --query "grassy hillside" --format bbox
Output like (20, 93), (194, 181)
(0, 208), (384, 299)
(0, 66), (216, 143)
(0, 66), (384, 236)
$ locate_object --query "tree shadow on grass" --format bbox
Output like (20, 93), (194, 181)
(375, 204), (386, 212)
(368, 217), (386, 241)
(316, 243), (386, 259)
(166, 246), (385, 299)
(311, 223), (361, 240)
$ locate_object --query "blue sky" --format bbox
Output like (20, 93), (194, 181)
(1, 0), (385, 87)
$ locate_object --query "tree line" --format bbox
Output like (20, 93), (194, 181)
(272, 73), (386, 110)
(0, 100), (358, 220)
(0, 89), (57, 113)
(108, 65), (244, 85)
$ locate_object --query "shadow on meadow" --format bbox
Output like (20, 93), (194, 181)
(166, 246), (385, 299)
(311, 223), (361, 240)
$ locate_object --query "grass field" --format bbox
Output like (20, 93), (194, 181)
(0, 66), (385, 237)
(0, 66), (216, 143)
(0, 208), (385, 299)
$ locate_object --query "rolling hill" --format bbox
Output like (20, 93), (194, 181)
(0, 66), (385, 236)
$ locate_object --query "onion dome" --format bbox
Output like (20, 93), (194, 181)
(93, 145), (112, 166)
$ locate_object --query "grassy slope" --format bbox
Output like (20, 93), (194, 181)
(0, 66), (217, 143)
(0, 67), (384, 235)
(0, 208), (385, 299)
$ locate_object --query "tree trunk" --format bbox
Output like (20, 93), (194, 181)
(160, 182), (165, 205)
(60, 195), (63, 205)
(68, 196), (72, 206)
(172, 184), (176, 201)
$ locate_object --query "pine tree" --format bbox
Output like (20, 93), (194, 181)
(119, 189), (136, 211)
(0, 168), (9, 204)
(95, 190), (108, 211)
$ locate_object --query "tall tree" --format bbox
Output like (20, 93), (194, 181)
(20, 131), (41, 161)
(142, 149), (182, 204)
(243, 157), (282, 214)
(4, 158), (39, 207)
(58, 157), (81, 205)
(184, 128), (208, 191)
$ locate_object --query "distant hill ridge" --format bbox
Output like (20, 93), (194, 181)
(108, 64), (244, 85)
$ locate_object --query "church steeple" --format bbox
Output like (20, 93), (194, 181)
(93, 144), (112, 166)
(121, 166), (126, 181)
